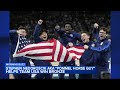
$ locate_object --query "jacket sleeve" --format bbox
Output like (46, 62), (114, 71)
(33, 24), (41, 43)
(91, 28), (99, 41)
(80, 51), (96, 66)
(89, 41), (111, 52)
(9, 30), (17, 42)
(75, 32), (81, 41)
(10, 30), (17, 36)
(54, 29), (65, 37)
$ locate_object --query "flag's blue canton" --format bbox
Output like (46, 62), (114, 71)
(17, 36), (31, 52)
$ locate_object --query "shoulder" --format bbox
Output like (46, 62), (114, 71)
(103, 39), (111, 45)
(72, 31), (80, 36)
(72, 31), (78, 34)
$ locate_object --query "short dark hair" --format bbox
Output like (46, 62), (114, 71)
(81, 31), (91, 36)
(39, 29), (48, 35)
(18, 26), (26, 30)
(100, 27), (109, 33)
(81, 31), (94, 41)
(64, 22), (73, 29)
(18, 26), (28, 34)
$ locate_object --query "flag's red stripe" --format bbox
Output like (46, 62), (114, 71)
(52, 39), (57, 62)
(72, 56), (78, 61)
(47, 60), (54, 62)
(64, 50), (70, 62)
(57, 43), (63, 62)
(26, 53), (52, 57)
(17, 46), (53, 54)
(68, 50), (83, 55)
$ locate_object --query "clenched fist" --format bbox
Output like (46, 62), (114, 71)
(17, 29), (27, 36)
(38, 19), (43, 25)
(55, 25), (60, 30)
(84, 45), (89, 49)
(94, 23), (99, 29)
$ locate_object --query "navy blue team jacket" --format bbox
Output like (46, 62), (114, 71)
(78, 41), (98, 66)
(33, 24), (51, 66)
(54, 29), (81, 47)
(89, 38), (111, 67)
(9, 30), (30, 64)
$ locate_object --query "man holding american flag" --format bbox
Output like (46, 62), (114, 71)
(54, 22), (81, 79)
(77, 31), (98, 79)
(10, 26), (31, 79)
(31, 19), (52, 79)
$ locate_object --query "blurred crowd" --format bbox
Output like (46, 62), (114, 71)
(10, 11), (110, 39)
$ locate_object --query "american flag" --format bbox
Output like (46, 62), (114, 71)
(13, 36), (85, 62)
(13, 35), (32, 57)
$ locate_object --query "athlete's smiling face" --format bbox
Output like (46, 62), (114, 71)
(39, 32), (48, 41)
(64, 24), (72, 33)
(81, 33), (90, 43)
